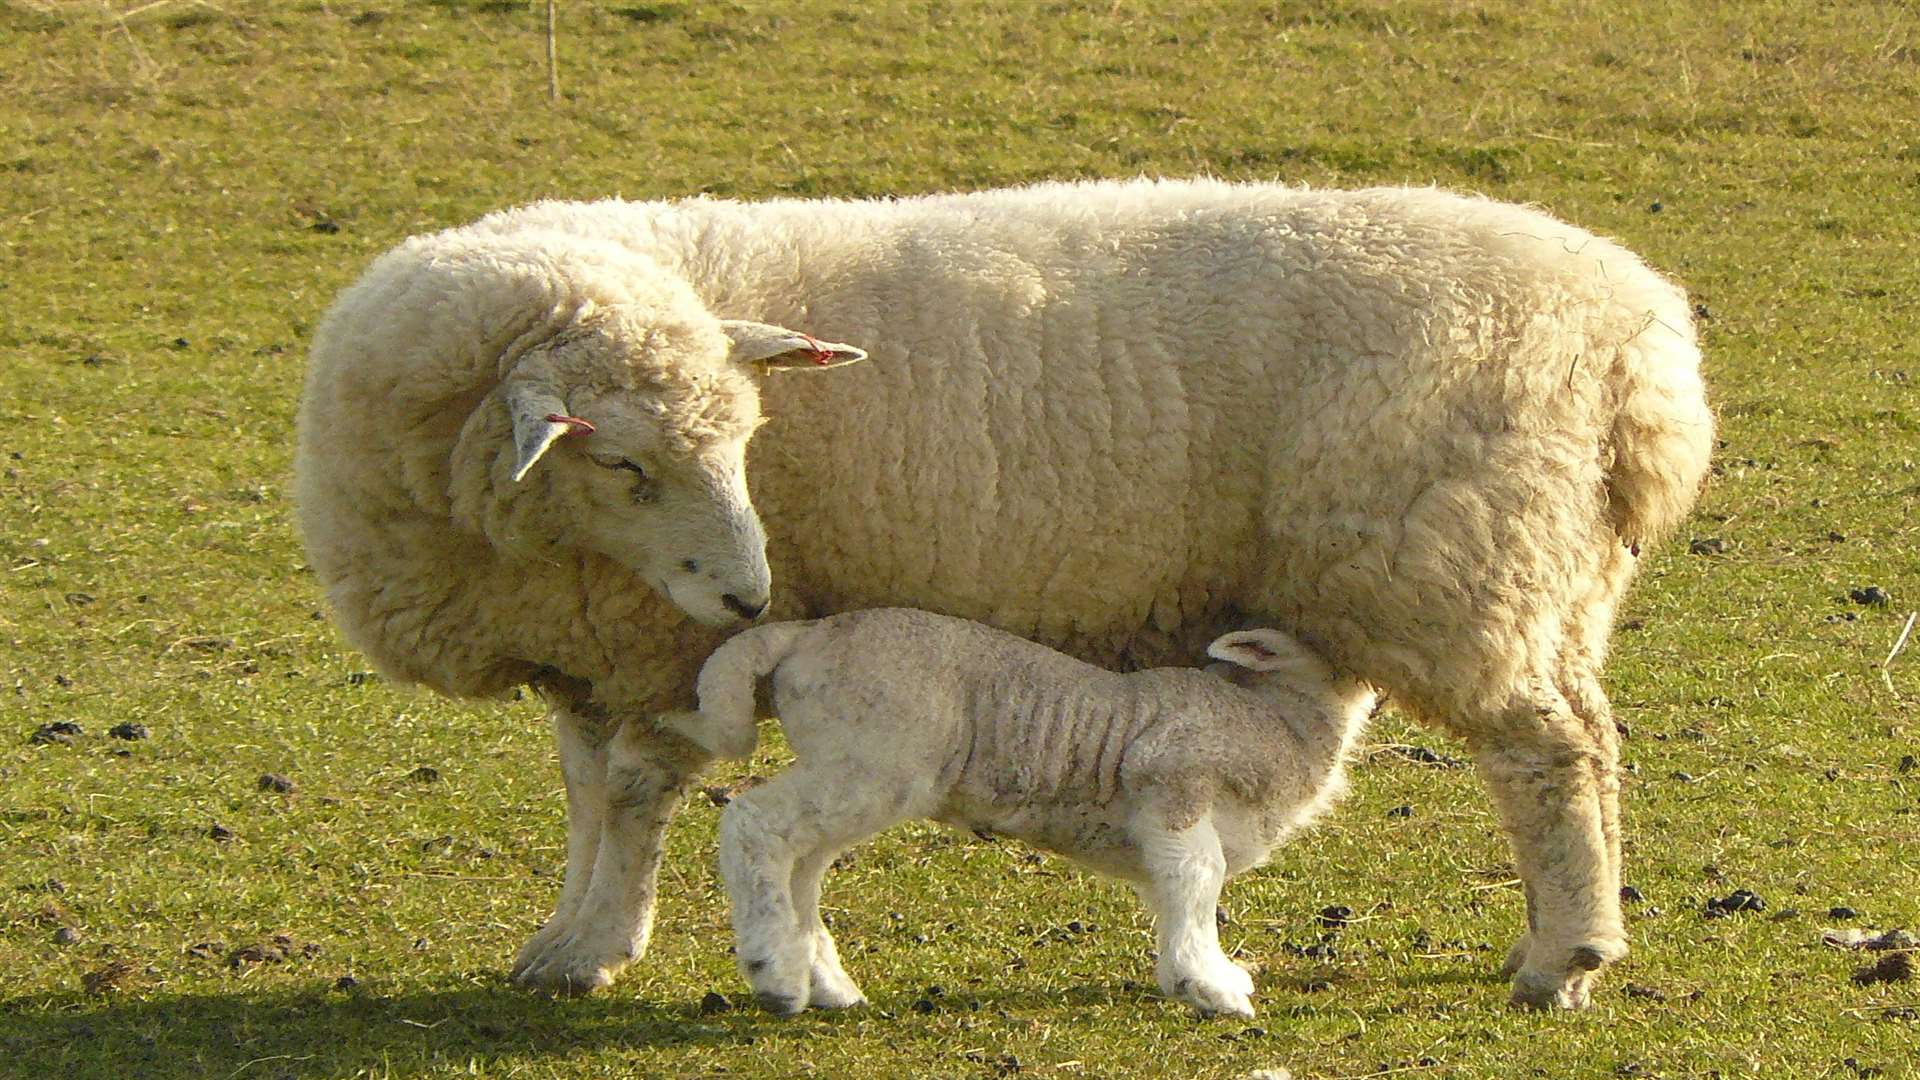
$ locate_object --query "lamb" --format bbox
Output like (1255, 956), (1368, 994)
(666, 608), (1379, 1019)
(296, 178), (1712, 1010)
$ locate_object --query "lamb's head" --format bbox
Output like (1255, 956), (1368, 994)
(469, 297), (864, 628)
(1205, 627), (1379, 722)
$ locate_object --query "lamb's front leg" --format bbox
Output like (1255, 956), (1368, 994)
(1135, 812), (1255, 1019)
(791, 846), (865, 1009)
(513, 717), (709, 994)
(511, 705), (612, 988)
(718, 783), (819, 1016)
(721, 768), (911, 1015)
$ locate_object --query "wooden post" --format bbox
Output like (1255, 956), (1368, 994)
(546, 0), (559, 102)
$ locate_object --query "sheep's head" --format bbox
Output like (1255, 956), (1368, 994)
(468, 298), (864, 628)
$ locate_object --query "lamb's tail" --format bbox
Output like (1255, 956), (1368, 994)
(661, 621), (816, 760)
(1605, 294), (1715, 553)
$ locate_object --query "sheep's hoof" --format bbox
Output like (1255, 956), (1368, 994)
(509, 940), (626, 995)
(1508, 964), (1597, 1010)
(509, 922), (571, 981)
(1505, 935), (1621, 1008)
(511, 962), (617, 996)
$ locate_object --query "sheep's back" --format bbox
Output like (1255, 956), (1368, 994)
(467, 182), (1708, 721)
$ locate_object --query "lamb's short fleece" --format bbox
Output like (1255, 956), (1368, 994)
(672, 607), (1379, 1019)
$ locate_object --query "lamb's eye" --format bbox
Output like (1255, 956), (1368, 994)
(611, 459), (647, 480)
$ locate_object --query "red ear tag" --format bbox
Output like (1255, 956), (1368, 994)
(545, 413), (597, 436)
(798, 334), (835, 366)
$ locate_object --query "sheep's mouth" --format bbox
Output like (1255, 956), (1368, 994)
(657, 577), (757, 628)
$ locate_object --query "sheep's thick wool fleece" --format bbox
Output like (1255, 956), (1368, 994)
(305, 179), (1710, 730)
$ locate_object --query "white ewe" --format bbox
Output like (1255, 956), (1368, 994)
(669, 608), (1377, 1019)
(297, 178), (1711, 1008)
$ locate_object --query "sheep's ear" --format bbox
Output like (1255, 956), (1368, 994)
(1206, 628), (1323, 676)
(505, 379), (590, 483)
(721, 320), (868, 372)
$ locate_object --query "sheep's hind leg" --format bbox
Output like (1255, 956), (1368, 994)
(510, 706), (612, 988)
(1473, 694), (1626, 1010)
(1135, 812), (1254, 1019)
(1493, 680), (1625, 988)
(512, 718), (708, 995)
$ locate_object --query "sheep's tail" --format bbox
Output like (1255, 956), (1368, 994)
(662, 621), (816, 760)
(1605, 298), (1715, 553)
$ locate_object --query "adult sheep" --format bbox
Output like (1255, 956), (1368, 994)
(296, 178), (1711, 1010)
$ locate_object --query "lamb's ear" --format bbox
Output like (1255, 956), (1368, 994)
(721, 320), (867, 372)
(1205, 628), (1327, 678)
(504, 378), (591, 483)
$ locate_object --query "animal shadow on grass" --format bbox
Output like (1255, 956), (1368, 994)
(0, 982), (772, 1079)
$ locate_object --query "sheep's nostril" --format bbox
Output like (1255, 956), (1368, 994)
(721, 593), (768, 621)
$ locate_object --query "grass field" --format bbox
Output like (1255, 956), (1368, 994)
(2, 1), (1918, 1076)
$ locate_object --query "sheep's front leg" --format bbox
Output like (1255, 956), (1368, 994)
(510, 706), (612, 987)
(513, 718), (708, 994)
(1135, 813), (1255, 1019)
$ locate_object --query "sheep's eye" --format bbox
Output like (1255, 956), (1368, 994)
(599, 458), (658, 503)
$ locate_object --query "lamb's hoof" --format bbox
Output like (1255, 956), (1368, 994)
(509, 936), (629, 995)
(806, 968), (867, 1010)
(754, 992), (807, 1017)
(743, 952), (813, 1015)
(1172, 975), (1257, 1020)
(1499, 934), (1532, 978)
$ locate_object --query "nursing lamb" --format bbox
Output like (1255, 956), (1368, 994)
(296, 178), (1712, 1010)
(668, 608), (1378, 1019)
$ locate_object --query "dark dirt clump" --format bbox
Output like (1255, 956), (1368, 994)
(702, 775), (767, 806)
(1705, 889), (1765, 916)
(29, 721), (83, 745)
(81, 961), (139, 996)
(228, 934), (311, 969)
(1854, 952), (1914, 985)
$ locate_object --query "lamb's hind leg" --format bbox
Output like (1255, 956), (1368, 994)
(511, 706), (612, 988)
(1474, 688), (1625, 1010)
(1134, 811), (1255, 1019)
(513, 717), (708, 994)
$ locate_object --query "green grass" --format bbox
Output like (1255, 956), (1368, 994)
(3, 0), (1918, 1076)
